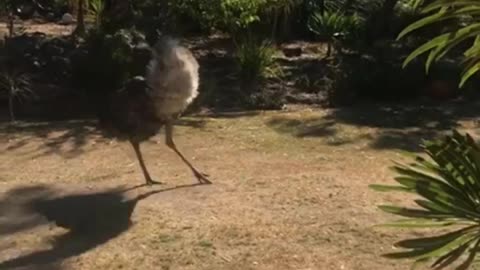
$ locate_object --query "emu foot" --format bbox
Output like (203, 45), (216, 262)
(146, 178), (164, 186)
(194, 171), (212, 184)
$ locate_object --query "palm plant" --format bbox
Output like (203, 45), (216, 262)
(398, 0), (480, 87)
(308, 10), (362, 56)
(371, 130), (480, 269)
(0, 37), (36, 122)
(0, 63), (34, 122)
(234, 35), (281, 85)
(88, 0), (105, 27)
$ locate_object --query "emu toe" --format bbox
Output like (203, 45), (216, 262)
(194, 171), (212, 184)
(146, 178), (164, 186)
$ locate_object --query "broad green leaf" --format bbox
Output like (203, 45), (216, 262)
(415, 199), (455, 215)
(403, 24), (480, 71)
(425, 141), (480, 199)
(369, 184), (413, 192)
(374, 131), (480, 269)
(378, 205), (453, 218)
(402, 32), (452, 69)
(391, 175), (476, 214)
(455, 238), (480, 270)
(387, 231), (477, 261)
(397, 7), (448, 40)
(426, 27), (480, 72)
(383, 233), (474, 260)
(378, 218), (460, 228)
(422, 1), (480, 14)
(432, 241), (471, 269)
(460, 61), (480, 88)
(395, 226), (476, 249)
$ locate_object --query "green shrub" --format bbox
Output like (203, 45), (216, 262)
(71, 28), (150, 97)
(234, 36), (280, 85)
(308, 10), (363, 56)
(166, 0), (267, 37)
(324, 48), (427, 106)
(371, 130), (480, 269)
(88, 0), (105, 27)
(218, 0), (266, 37)
(0, 40), (34, 122)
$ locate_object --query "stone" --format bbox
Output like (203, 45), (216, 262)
(59, 13), (74, 25)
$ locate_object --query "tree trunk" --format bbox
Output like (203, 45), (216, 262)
(7, 11), (14, 38)
(74, 0), (86, 36)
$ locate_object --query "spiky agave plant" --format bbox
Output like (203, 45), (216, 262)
(88, 0), (105, 27)
(370, 130), (480, 269)
(0, 40), (34, 122)
(0, 67), (33, 122)
(307, 10), (362, 56)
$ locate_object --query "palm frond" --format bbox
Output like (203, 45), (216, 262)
(398, 0), (480, 87)
(371, 130), (480, 269)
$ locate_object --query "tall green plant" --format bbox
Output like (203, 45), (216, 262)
(308, 10), (362, 56)
(264, 0), (302, 40)
(371, 130), (480, 269)
(234, 35), (280, 85)
(398, 0), (480, 87)
(88, 0), (105, 27)
(220, 0), (267, 40)
(0, 41), (34, 122)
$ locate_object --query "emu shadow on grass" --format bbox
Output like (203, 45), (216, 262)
(0, 183), (204, 269)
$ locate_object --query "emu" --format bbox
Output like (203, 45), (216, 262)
(98, 36), (211, 185)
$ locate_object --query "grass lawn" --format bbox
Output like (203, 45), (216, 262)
(2, 101), (479, 270)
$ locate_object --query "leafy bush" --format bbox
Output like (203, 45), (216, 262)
(71, 28), (150, 98)
(0, 40), (34, 122)
(167, 0), (221, 33)
(219, 0), (266, 38)
(371, 130), (480, 269)
(308, 10), (363, 55)
(88, 0), (105, 27)
(324, 48), (427, 106)
(234, 36), (281, 85)
(166, 0), (267, 38)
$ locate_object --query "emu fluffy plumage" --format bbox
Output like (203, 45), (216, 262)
(99, 36), (210, 185)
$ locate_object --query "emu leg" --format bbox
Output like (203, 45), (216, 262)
(165, 122), (211, 184)
(130, 139), (162, 185)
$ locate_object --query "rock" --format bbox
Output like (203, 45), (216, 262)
(59, 13), (74, 25)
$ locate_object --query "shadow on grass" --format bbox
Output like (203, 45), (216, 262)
(0, 182), (208, 269)
(0, 120), (100, 158)
(0, 115), (208, 158)
(266, 100), (480, 151)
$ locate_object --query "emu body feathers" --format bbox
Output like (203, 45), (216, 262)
(146, 37), (200, 119)
(100, 36), (210, 185)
